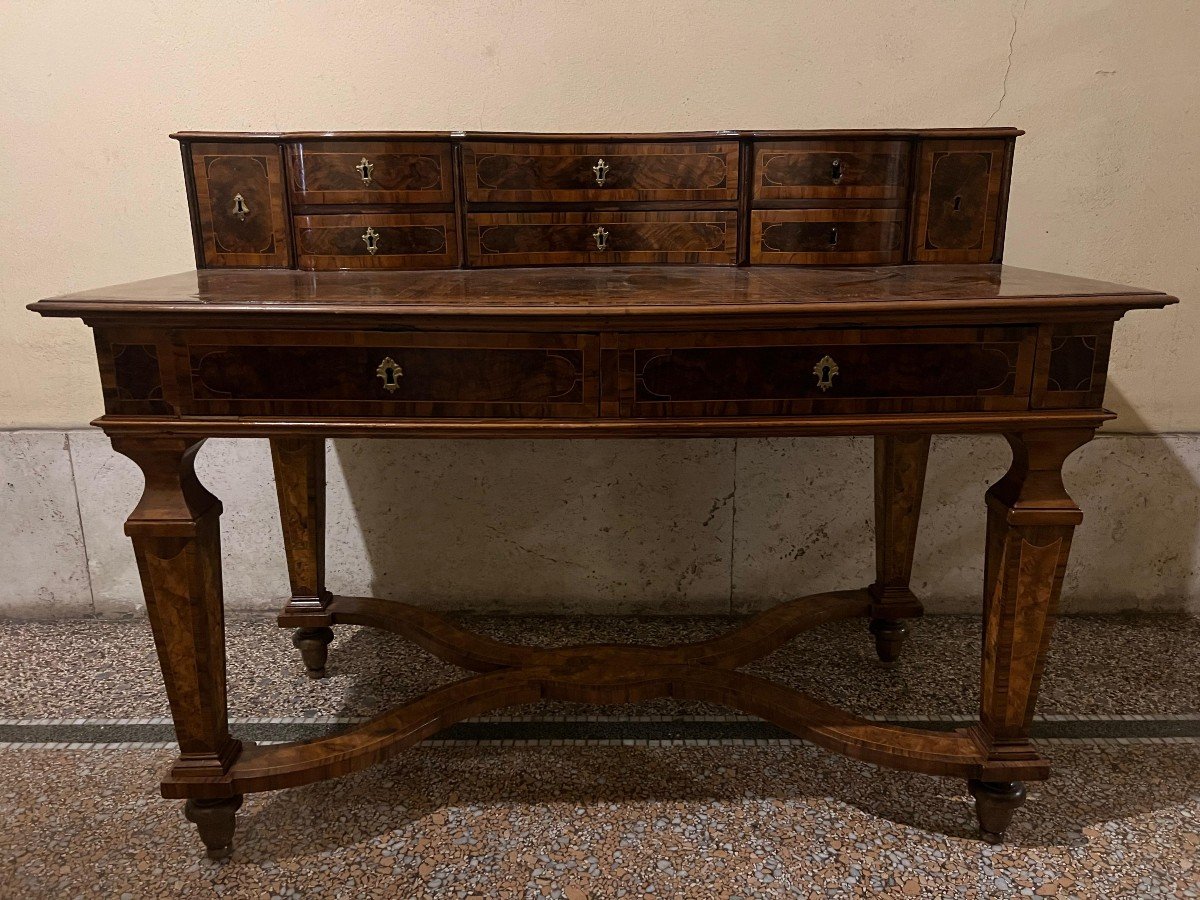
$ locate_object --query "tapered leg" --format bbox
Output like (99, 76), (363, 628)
(968, 427), (1094, 843)
(111, 436), (243, 856)
(868, 434), (930, 662)
(270, 438), (334, 675)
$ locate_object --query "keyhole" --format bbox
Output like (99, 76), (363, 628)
(953, 195), (963, 212)
(831, 158), (842, 182)
(376, 356), (403, 392)
(829, 227), (839, 246)
(821, 365), (831, 381)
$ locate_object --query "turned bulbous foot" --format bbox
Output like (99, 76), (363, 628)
(869, 617), (909, 663)
(184, 795), (244, 860)
(293, 626), (334, 678)
(969, 779), (1027, 844)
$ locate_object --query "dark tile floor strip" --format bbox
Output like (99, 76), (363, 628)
(3, 716), (1200, 746)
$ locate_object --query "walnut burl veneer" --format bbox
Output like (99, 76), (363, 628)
(30, 127), (1177, 859)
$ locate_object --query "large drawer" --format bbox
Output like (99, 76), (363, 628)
(462, 141), (739, 202)
(182, 331), (599, 418)
(619, 327), (1036, 417)
(294, 214), (458, 270)
(467, 211), (737, 267)
(753, 140), (910, 202)
(287, 141), (454, 205)
(750, 209), (905, 265)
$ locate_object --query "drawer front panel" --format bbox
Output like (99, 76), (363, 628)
(295, 214), (458, 270)
(754, 140), (910, 201)
(190, 142), (291, 267)
(287, 141), (454, 205)
(750, 209), (905, 265)
(467, 212), (737, 267)
(620, 328), (1036, 417)
(183, 331), (599, 418)
(462, 142), (739, 202)
(910, 139), (1008, 263)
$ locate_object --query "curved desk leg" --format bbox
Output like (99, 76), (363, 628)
(270, 437), (334, 677)
(111, 436), (244, 859)
(867, 434), (930, 662)
(968, 427), (1093, 843)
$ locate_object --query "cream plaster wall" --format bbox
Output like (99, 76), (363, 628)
(0, 0), (1197, 429)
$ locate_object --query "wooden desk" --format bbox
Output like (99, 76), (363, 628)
(30, 129), (1176, 858)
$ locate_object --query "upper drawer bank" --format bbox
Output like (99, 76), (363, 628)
(753, 140), (910, 203)
(462, 141), (740, 203)
(287, 141), (454, 205)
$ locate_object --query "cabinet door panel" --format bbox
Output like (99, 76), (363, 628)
(190, 142), (291, 267)
(910, 139), (1009, 263)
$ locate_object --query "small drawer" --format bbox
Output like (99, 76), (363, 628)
(287, 141), (453, 205)
(294, 214), (458, 270)
(183, 330), (599, 418)
(750, 209), (905, 265)
(462, 141), (739, 202)
(753, 140), (909, 202)
(619, 327), (1036, 418)
(467, 211), (737, 267)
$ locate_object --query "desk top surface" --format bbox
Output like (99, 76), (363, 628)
(32, 265), (1175, 321)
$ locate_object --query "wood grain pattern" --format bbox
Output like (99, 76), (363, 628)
(1031, 322), (1114, 409)
(189, 142), (291, 268)
(110, 436), (242, 787)
(750, 209), (906, 265)
(467, 212), (738, 267)
(967, 428), (1094, 792)
(269, 437), (330, 622)
(868, 434), (930, 648)
(32, 266), (1174, 323)
(183, 329), (599, 418)
(287, 141), (453, 205)
(753, 140), (910, 201)
(462, 141), (739, 203)
(294, 213), (458, 270)
(620, 327), (1036, 418)
(163, 588), (1036, 800)
(909, 139), (1008, 263)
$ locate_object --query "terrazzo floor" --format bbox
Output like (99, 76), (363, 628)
(1, 613), (1198, 898)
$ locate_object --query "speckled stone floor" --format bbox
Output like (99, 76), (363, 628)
(1, 613), (1198, 898)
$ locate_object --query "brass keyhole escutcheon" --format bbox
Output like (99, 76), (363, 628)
(592, 226), (609, 251)
(362, 226), (381, 255)
(376, 356), (403, 393)
(830, 158), (843, 183)
(356, 157), (374, 185)
(231, 193), (250, 221)
(592, 158), (610, 186)
(813, 354), (839, 391)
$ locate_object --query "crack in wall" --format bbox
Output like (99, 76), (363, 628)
(985, 0), (1028, 125)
